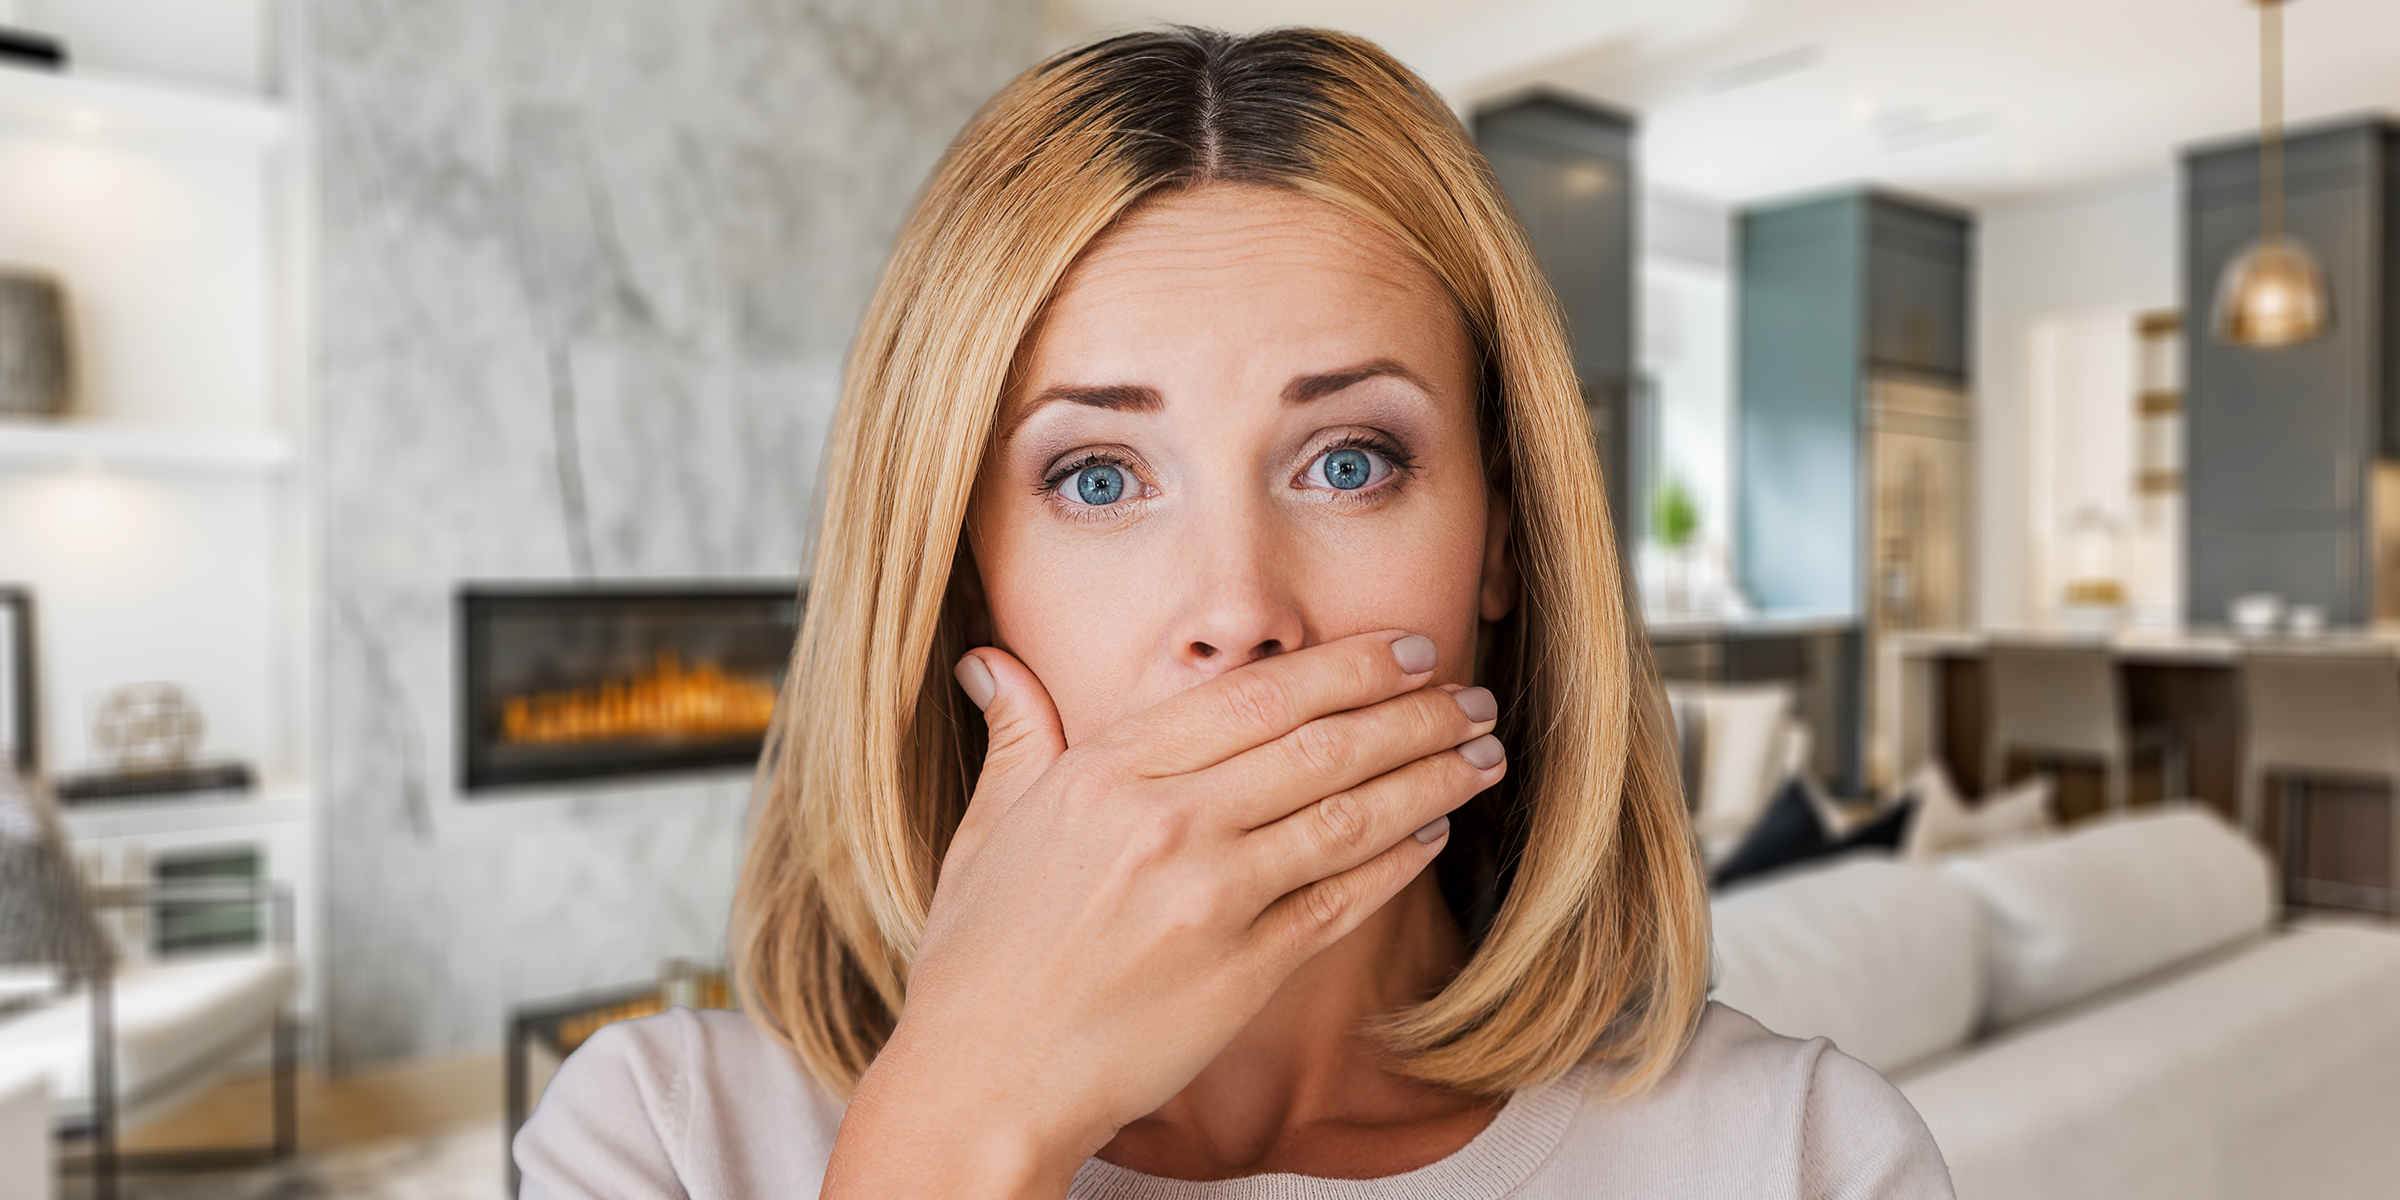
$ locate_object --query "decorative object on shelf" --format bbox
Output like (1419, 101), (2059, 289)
(2213, 0), (2331, 347)
(2059, 506), (2128, 633)
(0, 267), (72, 416)
(53, 681), (256, 804)
(91, 682), (203, 770)
(0, 587), (32, 775)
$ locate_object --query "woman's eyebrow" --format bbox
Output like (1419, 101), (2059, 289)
(1281, 357), (1430, 404)
(1004, 359), (1429, 440)
(1003, 382), (1162, 439)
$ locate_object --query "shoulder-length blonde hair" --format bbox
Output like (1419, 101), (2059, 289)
(734, 24), (1706, 1101)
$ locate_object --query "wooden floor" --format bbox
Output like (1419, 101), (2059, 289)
(120, 1046), (504, 1154)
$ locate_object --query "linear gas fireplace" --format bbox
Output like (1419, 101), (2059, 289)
(459, 584), (801, 793)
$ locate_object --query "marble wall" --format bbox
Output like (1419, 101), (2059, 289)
(310, 0), (1037, 1067)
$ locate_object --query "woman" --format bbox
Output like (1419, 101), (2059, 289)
(518, 25), (1951, 1199)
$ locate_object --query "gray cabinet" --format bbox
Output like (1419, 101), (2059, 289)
(2182, 118), (2400, 626)
(1736, 189), (1975, 618)
(1476, 93), (1637, 554)
(1867, 205), (1972, 379)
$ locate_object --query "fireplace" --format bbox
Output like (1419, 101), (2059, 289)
(458, 584), (801, 793)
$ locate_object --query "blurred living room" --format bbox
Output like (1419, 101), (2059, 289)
(5, 0), (2400, 1196)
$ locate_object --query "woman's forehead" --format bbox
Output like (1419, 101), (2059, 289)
(1007, 185), (1471, 410)
(1063, 185), (1439, 306)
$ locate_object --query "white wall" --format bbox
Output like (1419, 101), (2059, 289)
(1636, 188), (1740, 611)
(1974, 171), (2179, 627)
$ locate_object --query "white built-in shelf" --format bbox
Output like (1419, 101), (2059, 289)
(59, 781), (310, 840)
(0, 62), (288, 148)
(0, 420), (291, 473)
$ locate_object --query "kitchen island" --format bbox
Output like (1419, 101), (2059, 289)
(1885, 626), (2397, 907)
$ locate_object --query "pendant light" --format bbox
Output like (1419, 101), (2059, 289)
(2213, 0), (2330, 347)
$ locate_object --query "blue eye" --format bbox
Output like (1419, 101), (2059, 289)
(1072, 464), (1127, 506)
(1305, 445), (1393, 492)
(1322, 448), (1371, 490)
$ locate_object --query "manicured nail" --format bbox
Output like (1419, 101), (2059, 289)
(1458, 734), (1505, 770)
(1390, 635), (1437, 674)
(1415, 815), (1451, 844)
(1452, 686), (1497, 723)
(954, 655), (996, 711)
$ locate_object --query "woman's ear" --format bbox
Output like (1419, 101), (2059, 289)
(1479, 483), (1520, 622)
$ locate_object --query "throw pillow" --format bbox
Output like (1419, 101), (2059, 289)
(1840, 794), (1918, 851)
(1901, 763), (2055, 863)
(1715, 775), (1922, 891)
(1710, 775), (1828, 890)
(1679, 684), (1794, 844)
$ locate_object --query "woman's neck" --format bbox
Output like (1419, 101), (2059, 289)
(1095, 871), (1504, 1181)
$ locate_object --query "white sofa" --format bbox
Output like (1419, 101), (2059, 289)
(1711, 809), (2400, 1200)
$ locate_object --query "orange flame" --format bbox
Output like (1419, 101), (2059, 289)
(499, 651), (776, 746)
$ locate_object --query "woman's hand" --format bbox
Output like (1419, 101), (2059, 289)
(822, 630), (1505, 1198)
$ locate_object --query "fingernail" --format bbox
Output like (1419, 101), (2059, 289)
(1415, 815), (1451, 844)
(1452, 686), (1497, 723)
(954, 655), (996, 711)
(1390, 635), (1437, 674)
(1458, 734), (1505, 771)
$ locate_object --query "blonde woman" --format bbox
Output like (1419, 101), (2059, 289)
(517, 26), (1951, 1199)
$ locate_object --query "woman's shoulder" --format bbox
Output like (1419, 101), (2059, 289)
(513, 1006), (843, 1199)
(1531, 1002), (1954, 1198)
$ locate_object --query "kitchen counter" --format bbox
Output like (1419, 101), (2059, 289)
(1645, 610), (1859, 638)
(1881, 624), (2400, 835)
(1888, 625), (2400, 665)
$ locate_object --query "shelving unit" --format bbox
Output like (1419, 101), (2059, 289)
(0, 57), (317, 1023)
(2133, 311), (2183, 499)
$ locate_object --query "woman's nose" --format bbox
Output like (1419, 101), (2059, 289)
(1169, 514), (1305, 678)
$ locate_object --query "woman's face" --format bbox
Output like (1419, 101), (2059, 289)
(968, 184), (1514, 745)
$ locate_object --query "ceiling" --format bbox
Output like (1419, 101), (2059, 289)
(1045, 0), (2400, 209)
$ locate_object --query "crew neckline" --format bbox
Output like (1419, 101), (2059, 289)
(1066, 1062), (1598, 1200)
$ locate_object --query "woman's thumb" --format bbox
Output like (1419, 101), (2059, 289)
(954, 648), (1066, 812)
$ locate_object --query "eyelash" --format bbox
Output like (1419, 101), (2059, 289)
(1035, 432), (1419, 518)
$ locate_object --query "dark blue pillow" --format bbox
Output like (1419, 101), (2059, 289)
(1711, 776), (1917, 890)
(1709, 776), (1828, 889)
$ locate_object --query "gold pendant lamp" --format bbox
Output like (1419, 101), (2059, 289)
(2213, 0), (2330, 347)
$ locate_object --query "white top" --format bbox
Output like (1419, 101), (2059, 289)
(514, 1001), (1954, 1199)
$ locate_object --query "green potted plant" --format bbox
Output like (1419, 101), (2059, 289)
(1651, 477), (1701, 612)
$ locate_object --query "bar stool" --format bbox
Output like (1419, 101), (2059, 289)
(2239, 645), (2400, 913)
(1984, 639), (2186, 813)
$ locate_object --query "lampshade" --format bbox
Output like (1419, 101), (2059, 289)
(0, 767), (114, 977)
(2214, 233), (2331, 348)
(2213, 0), (2331, 348)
